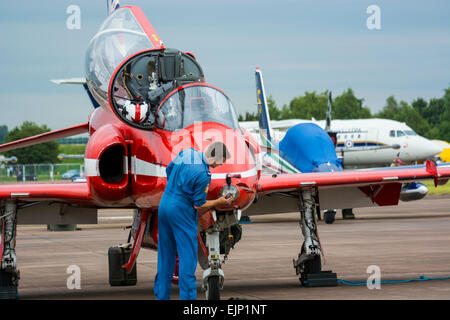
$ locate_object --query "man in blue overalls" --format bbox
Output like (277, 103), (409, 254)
(154, 142), (233, 300)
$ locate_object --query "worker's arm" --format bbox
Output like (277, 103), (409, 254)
(194, 195), (233, 214)
(192, 171), (233, 214)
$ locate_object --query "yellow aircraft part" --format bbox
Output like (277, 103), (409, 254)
(432, 140), (450, 162)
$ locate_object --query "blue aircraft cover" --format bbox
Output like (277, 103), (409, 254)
(278, 123), (342, 173)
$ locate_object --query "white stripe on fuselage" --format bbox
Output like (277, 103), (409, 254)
(84, 156), (257, 180)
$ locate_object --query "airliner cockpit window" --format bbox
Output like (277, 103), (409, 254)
(397, 130), (406, 137)
(405, 130), (417, 136)
(389, 130), (396, 137)
(155, 85), (240, 131)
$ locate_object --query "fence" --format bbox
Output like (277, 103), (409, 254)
(0, 163), (84, 183)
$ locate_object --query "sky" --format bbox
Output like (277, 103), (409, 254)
(0, 0), (449, 131)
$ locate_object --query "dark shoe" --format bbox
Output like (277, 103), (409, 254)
(324, 210), (336, 224)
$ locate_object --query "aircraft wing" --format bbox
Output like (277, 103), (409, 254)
(0, 122), (89, 153)
(0, 181), (91, 202)
(0, 181), (102, 224)
(245, 160), (450, 215)
(0, 122), (97, 224)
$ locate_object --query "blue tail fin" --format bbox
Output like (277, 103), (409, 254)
(255, 68), (274, 145)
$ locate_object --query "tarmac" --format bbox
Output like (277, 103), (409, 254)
(15, 195), (450, 300)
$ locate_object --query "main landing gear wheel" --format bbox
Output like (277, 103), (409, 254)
(205, 275), (220, 301)
(299, 246), (322, 286)
(0, 269), (19, 299)
(0, 201), (19, 299)
(293, 188), (337, 287)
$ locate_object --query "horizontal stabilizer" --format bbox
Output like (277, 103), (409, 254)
(51, 78), (99, 108)
(0, 123), (89, 153)
(50, 78), (86, 85)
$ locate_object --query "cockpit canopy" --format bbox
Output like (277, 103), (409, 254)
(155, 84), (240, 131)
(85, 5), (239, 132)
(85, 6), (156, 106)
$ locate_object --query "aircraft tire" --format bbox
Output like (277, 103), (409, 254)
(0, 269), (19, 299)
(205, 276), (220, 300)
(299, 246), (322, 286)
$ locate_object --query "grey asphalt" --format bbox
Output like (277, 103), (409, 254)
(15, 195), (450, 300)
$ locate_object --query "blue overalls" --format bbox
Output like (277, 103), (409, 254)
(154, 148), (211, 300)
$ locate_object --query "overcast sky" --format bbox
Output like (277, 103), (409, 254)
(0, 0), (449, 131)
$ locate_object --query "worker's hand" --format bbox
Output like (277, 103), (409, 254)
(216, 194), (234, 206)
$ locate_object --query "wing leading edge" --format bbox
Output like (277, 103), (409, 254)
(0, 181), (91, 202)
(0, 123), (89, 153)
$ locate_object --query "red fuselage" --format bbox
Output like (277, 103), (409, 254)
(85, 103), (260, 211)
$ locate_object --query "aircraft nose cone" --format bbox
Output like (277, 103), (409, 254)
(425, 141), (443, 157)
(430, 142), (443, 155)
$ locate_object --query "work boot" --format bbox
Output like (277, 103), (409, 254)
(324, 210), (336, 224)
(342, 208), (355, 220)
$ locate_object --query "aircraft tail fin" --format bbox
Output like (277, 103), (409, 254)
(107, 0), (120, 16)
(255, 68), (274, 146)
(325, 91), (332, 132)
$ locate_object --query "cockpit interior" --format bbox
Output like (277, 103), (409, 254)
(110, 48), (206, 129)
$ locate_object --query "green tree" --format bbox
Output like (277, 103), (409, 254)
(332, 89), (372, 119)
(280, 89), (370, 121)
(412, 97), (445, 128)
(267, 95), (282, 120)
(282, 91), (329, 120)
(376, 95), (400, 119)
(238, 112), (258, 121)
(438, 86), (450, 141)
(375, 96), (430, 137)
(4, 121), (59, 164)
(411, 97), (428, 117)
(412, 97), (444, 139)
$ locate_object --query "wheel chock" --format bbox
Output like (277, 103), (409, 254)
(301, 271), (338, 287)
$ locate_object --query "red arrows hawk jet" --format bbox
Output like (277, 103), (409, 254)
(0, 4), (449, 300)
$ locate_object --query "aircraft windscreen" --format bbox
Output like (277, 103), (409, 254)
(155, 85), (240, 131)
(405, 130), (417, 136)
(85, 7), (153, 105)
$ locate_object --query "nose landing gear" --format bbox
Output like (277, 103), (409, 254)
(0, 201), (19, 299)
(202, 209), (241, 300)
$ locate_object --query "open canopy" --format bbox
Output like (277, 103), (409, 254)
(85, 6), (162, 106)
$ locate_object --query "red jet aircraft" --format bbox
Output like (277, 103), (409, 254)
(0, 4), (449, 300)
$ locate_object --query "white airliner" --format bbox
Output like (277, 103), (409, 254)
(240, 118), (442, 167)
(0, 155), (17, 163)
